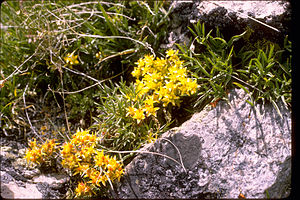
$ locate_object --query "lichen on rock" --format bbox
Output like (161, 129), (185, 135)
(114, 88), (291, 199)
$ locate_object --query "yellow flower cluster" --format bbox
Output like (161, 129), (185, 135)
(60, 129), (124, 198)
(24, 129), (124, 198)
(61, 129), (96, 169)
(24, 138), (58, 165)
(75, 182), (94, 198)
(127, 49), (199, 123)
(64, 52), (79, 67)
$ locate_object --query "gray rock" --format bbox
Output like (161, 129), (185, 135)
(0, 137), (69, 199)
(1, 181), (43, 199)
(23, 168), (41, 179)
(194, 1), (291, 42)
(0, 171), (14, 184)
(162, 0), (291, 49)
(114, 88), (291, 198)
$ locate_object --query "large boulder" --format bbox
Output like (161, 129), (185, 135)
(113, 88), (291, 198)
(162, 0), (291, 48)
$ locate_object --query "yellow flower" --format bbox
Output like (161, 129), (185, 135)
(166, 49), (178, 57)
(88, 169), (102, 186)
(95, 150), (109, 168)
(75, 182), (93, 198)
(61, 154), (78, 169)
(74, 162), (90, 176)
(80, 145), (95, 162)
(99, 174), (108, 186)
(187, 79), (198, 95)
(96, 51), (101, 59)
(25, 149), (38, 164)
(131, 67), (142, 78)
(132, 108), (145, 124)
(94, 150), (124, 184)
(157, 86), (167, 101)
(162, 93), (180, 107)
(61, 142), (74, 156)
(144, 96), (157, 106)
(135, 80), (145, 93)
(40, 139), (57, 157)
(143, 54), (154, 66)
(40, 125), (48, 131)
(105, 156), (124, 182)
(146, 131), (158, 143)
(174, 59), (184, 67)
(154, 57), (167, 69)
(165, 80), (177, 93)
(28, 138), (37, 148)
(127, 49), (199, 122)
(71, 129), (96, 147)
(64, 52), (79, 66)
(135, 57), (145, 68)
(24, 139), (59, 165)
(180, 78), (198, 95)
(126, 106), (136, 117)
(143, 103), (159, 117)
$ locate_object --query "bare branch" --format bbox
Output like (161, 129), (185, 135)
(23, 84), (44, 142)
(2, 41), (43, 84)
(77, 33), (156, 57)
(106, 149), (187, 173)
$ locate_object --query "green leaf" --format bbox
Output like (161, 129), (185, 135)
(188, 26), (198, 38)
(98, 3), (118, 36)
(271, 99), (283, 119)
(233, 82), (250, 94)
(213, 37), (227, 46)
(176, 43), (188, 55)
(268, 44), (275, 61)
(245, 100), (254, 107)
(227, 30), (248, 47)
(190, 57), (210, 77)
(278, 62), (291, 76)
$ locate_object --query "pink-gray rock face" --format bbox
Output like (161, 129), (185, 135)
(163, 0), (291, 48)
(0, 138), (69, 199)
(113, 88), (291, 198)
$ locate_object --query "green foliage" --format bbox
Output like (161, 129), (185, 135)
(177, 21), (292, 113)
(237, 36), (292, 108)
(1, 0), (171, 134)
(178, 22), (246, 107)
(91, 80), (171, 160)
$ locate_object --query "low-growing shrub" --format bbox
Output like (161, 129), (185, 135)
(129, 49), (198, 119)
(92, 79), (169, 155)
(25, 138), (58, 167)
(25, 129), (124, 198)
(91, 49), (199, 159)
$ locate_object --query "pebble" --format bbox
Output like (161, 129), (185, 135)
(0, 146), (12, 156)
(23, 169), (41, 179)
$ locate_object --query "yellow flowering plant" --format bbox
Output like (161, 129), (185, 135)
(64, 52), (79, 67)
(92, 50), (199, 157)
(24, 138), (59, 166)
(74, 182), (94, 198)
(25, 129), (124, 198)
(127, 49), (199, 124)
(92, 79), (174, 159)
(60, 129), (124, 198)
